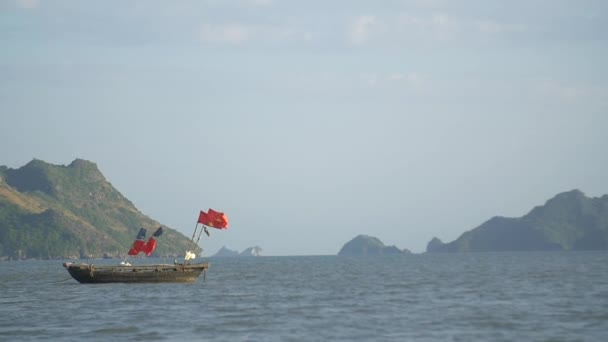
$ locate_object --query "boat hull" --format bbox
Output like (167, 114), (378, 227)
(63, 262), (209, 284)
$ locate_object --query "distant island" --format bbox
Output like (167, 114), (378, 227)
(4, 159), (606, 260)
(338, 235), (411, 256)
(0, 159), (198, 260)
(212, 246), (262, 257)
(427, 189), (608, 252)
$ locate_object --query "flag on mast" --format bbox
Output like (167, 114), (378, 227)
(186, 209), (229, 260)
(197, 209), (229, 229)
(128, 227), (163, 256)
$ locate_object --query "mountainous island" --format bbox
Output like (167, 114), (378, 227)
(0, 159), (198, 260)
(427, 189), (608, 252)
(338, 235), (411, 256)
(212, 246), (263, 257)
(3, 159), (606, 260)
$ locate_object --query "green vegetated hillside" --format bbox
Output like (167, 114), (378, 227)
(0, 159), (198, 260)
(427, 189), (608, 252)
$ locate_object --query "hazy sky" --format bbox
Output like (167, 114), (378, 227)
(1, 0), (607, 255)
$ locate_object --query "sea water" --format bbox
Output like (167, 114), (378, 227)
(1, 252), (607, 341)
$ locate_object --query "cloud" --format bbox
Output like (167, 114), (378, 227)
(349, 15), (386, 45)
(534, 79), (608, 107)
(431, 13), (460, 40)
(246, 0), (273, 6)
(277, 27), (313, 42)
(15, 0), (38, 10)
(361, 72), (429, 92)
(198, 21), (314, 46)
(346, 11), (528, 48)
(395, 12), (461, 41)
(412, 0), (446, 8)
(476, 20), (526, 35)
(404, 72), (427, 90)
(199, 24), (253, 44)
(387, 72), (429, 92)
(358, 73), (380, 87)
(303, 32), (314, 41)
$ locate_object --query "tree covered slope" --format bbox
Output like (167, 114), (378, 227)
(427, 190), (608, 253)
(0, 159), (198, 260)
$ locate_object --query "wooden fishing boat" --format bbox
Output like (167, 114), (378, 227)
(63, 209), (227, 284)
(63, 261), (209, 284)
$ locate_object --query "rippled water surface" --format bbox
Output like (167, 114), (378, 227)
(1, 252), (607, 341)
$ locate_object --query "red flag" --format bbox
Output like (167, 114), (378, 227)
(142, 237), (157, 256)
(197, 209), (229, 229)
(128, 228), (148, 256)
(208, 209), (229, 229)
(128, 237), (157, 256)
(128, 239), (146, 256)
(197, 210), (210, 225)
(127, 227), (158, 257)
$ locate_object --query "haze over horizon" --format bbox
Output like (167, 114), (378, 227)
(1, 0), (607, 255)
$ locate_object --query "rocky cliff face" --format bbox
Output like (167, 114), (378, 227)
(212, 246), (240, 257)
(211, 246), (262, 257)
(240, 246), (262, 257)
(426, 237), (445, 253)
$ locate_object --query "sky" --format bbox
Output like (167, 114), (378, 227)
(1, 0), (607, 256)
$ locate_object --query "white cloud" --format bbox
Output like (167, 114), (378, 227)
(198, 22), (313, 46)
(349, 12), (527, 47)
(397, 13), (423, 27)
(277, 28), (314, 42)
(360, 73), (379, 87)
(15, 0), (38, 10)
(361, 72), (429, 92)
(405, 72), (426, 90)
(199, 24), (253, 44)
(412, 0), (446, 8)
(246, 0), (273, 6)
(303, 32), (314, 41)
(476, 20), (526, 35)
(431, 13), (459, 40)
(349, 15), (384, 45)
(534, 79), (608, 107)
(397, 12), (460, 41)
(387, 72), (428, 91)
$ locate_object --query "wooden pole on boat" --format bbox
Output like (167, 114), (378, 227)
(187, 222), (199, 252)
(188, 221), (199, 249)
(195, 224), (209, 246)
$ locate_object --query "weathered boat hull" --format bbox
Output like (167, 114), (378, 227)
(63, 262), (209, 284)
